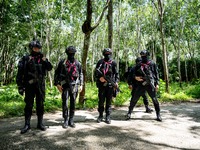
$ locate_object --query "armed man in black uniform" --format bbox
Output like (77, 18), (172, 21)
(126, 50), (162, 121)
(16, 40), (53, 134)
(127, 57), (152, 113)
(54, 46), (83, 128)
(95, 48), (119, 124)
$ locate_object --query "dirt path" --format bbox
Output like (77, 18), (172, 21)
(0, 102), (200, 150)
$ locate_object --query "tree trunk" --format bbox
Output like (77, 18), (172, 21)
(136, 7), (141, 51)
(116, 0), (121, 72)
(187, 38), (198, 80)
(184, 55), (188, 83)
(157, 0), (169, 92)
(151, 8), (157, 63)
(108, 0), (113, 49)
(151, 0), (169, 92)
(79, 0), (110, 106)
(176, 1), (185, 88)
(152, 40), (157, 63)
(79, 33), (91, 106)
(193, 60), (198, 79)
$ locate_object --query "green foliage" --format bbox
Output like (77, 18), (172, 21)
(113, 83), (131, 107)
(84, 83), (99, 109)
(168, 58), (200, 82)
(157, 79), (166, 97)
(185, 80), (200, 98)
(0, 84), (62, 118)
(0, 85), (24, 117)
(160, 92), (192, 103)
(45, 85), (62, 112)
(0, 86), (22, 102)
(158, 81), (197, 103)
(1, 81), (200, 118)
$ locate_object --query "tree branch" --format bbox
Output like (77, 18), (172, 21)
(91, 0), (110, 31)
(151, 0), (160, 16)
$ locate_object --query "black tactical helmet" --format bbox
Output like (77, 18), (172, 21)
(102, 48), (112, 55)
(29, 40), (42, 50)
(135, 57), (142, 64)
(140, 50), (150, 56)
(65, 46), (77, 54)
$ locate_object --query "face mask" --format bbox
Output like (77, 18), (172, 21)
(67, 53), (75, 62)
(135, 57), (142, 65)
(141, 56), (148, 63)
(31, 50), (41, 56)
(104, 54), (111, 61)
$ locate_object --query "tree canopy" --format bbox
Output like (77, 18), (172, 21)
(0, 0), (199, 90)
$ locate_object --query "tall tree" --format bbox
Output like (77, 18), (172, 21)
(108, 0), (113, 49)
(79, 0), (110, 106)
(152, 0), (169, 92)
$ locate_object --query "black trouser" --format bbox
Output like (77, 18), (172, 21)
(131, 88), (149, 106)
(24, 82), (45, 118)
(128, 84), (160, 114)
(62, 85), (78, 119)
(98, 84), (114, 117)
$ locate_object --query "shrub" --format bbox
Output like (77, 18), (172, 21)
(186, 83), (200, 98)
(0, 81), (199, 118)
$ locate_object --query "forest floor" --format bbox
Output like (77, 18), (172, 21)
(0, 101), (200, 150)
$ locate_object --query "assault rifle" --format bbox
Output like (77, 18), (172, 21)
(96, 68), (121, 97)
(60, 74), (79, 93)
(138, 67), (155, 91)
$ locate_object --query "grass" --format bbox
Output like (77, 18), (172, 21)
(0, 80), (199, 118)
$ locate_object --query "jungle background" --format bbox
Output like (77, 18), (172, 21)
(0, 0), (199, 118)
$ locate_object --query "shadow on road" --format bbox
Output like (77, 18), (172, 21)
(0, 102), (200, 150)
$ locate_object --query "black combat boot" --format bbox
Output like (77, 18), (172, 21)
(69, 111), (75, 128)
(68, 117), (75, 128)
(20, 117), (31, 134)
(145, 105), (153, 113)
(156, 112), (162, 122)
(125, 112), (131, 120)
(97, 113), (103, 123)
(105, 115), (111, 124)
(37, 115), (47, 131)
(63, 117), (68, 129)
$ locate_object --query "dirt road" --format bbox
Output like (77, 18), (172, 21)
(0, 102), (200, 150)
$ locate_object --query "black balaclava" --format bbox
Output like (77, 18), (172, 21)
(31, 50), (42, 57)
(135, 57), (142, 65)
(67, 53), (75, 62)
(141, 55), (148, 63)
(104, 54), (111, 62)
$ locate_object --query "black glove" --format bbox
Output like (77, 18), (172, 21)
(18, 87), (25, 96)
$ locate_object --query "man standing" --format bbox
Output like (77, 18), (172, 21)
(54, 46), (83, 128)
(95, 48), (119, 124)
(126, 50), (162, 121)
(127, 57), (153, 113)
(16, 40), (53, 134)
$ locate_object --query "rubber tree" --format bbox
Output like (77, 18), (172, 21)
(107, 0), (113, 49)
(151, 0), (169, 92)
(79, 0), (110, 106)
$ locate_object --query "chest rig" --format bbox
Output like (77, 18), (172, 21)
(26, 54), (44, 84)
